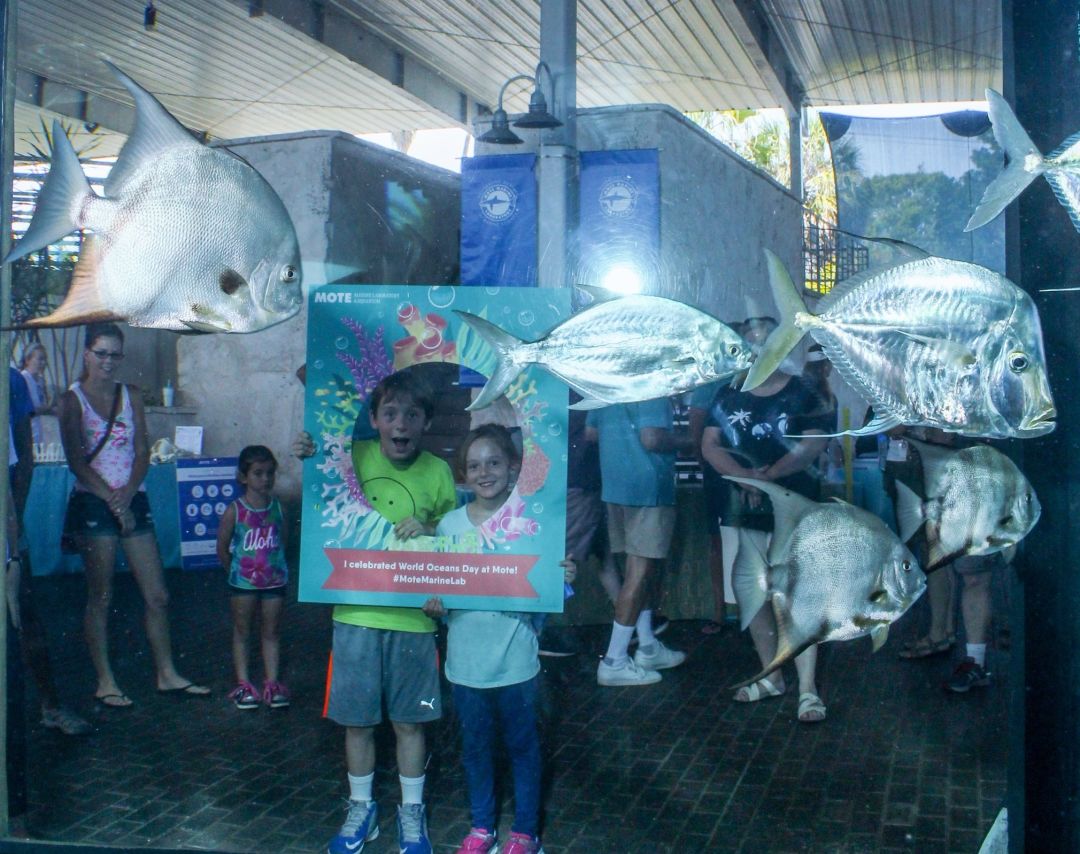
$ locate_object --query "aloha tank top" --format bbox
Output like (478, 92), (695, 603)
(228, 497), (288, 590)
(70, 382), (144, 492)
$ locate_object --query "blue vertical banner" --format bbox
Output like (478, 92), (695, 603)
(176, 457), (239, 570)
(461, 154), (538, 286)
(579, 149), (661, 290)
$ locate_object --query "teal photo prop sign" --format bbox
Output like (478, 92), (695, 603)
(299, 285), (570, 611)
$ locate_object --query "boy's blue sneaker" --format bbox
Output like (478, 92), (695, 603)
(397, 803), (432, 854)
(328, 799), (379, 854)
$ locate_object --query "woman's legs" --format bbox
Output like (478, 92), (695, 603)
(231, 596), (256, 684)
(260, 596), (284, 683)
(79, 535), (123, 699)
(120, 532), (195, 690)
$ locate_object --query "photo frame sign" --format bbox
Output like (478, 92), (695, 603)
(299, 285), (570, 611)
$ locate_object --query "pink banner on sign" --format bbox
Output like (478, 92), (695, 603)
(322, 549), (539, 598)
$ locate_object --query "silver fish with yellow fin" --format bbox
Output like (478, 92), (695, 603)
(966, 88), (1080, 233)
(727, 476), (925, 690)
(894, 439), (1040, 571)
(744, 248), (1055, 439)
(4, 62), (302, 332)
(456, 293), (752, 410)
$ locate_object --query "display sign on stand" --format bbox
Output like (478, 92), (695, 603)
(176, 457), (239, 570)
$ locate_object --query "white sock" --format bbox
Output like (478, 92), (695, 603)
(967, 643), (987, 667)
(400, 773), (425, 805)
(635, 610), (656, 648)
(604, 622), (635, 662)
(348, 772), (374, 803)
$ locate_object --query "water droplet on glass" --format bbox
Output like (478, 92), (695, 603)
(428, 286), (455, 308)
(335, 336), (349, 350)
(547, 423), (562, 437)
(517, 310), (535, 326)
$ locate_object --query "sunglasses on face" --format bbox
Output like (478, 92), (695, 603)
(90, 349), (124, 362)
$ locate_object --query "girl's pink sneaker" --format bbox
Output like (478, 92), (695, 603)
(503, 832), (544, 854)
(456, 828), (496, 852)
(262, 680), (290, 709)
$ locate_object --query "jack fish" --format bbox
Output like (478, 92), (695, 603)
(745, 249), (1056, 439)
(456, 294), (753, 410)
(4, 62), (302, 332)
(894, 439), (1040, 570)
(727, 476), (925, 688)
(966, 88), (1080, 233)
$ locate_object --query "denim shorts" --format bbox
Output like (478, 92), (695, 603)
(63, 490), (154, 540)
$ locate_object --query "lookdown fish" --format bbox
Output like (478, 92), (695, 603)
(893, 439), (1040, 571)
(3, 62), (302, 332)
(455, 291), (753, 410)
(966, 88), (1080, 234)
(744, 248), (1056, 439)
(726, 476), (925, 689)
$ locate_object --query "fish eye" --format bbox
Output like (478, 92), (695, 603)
(901, 560), (912, 572)
(1008, 352), (1029, 373)
(728, 344), (740, 356)
(280, 265), (297, 283)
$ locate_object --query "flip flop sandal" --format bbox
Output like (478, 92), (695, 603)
(157, 682), (211, 699)
(95, 692), (133, 709)
(798, 692), (827, 723)
(733, 678), (784, 702)
(898, 637), (953, 659)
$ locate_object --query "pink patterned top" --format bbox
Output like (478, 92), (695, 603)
(70, 382), (145, 492)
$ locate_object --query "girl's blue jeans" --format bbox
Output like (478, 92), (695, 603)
(452, 676), (541, 837)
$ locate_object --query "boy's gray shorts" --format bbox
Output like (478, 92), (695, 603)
(327, 623), (442, 727)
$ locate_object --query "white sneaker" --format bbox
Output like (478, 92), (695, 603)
(597, 656), (662, 686)
(633, 640), (686, 671)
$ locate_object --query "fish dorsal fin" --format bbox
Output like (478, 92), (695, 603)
(904, 438), (956, 491)
(785, 410), (902, 439)
(572, 283), (621, 306)
(25, 238), (121, 328)
(925, 539), (963, 573)
(894, 480), (926, 545)
(723, 475), (815, 559)
(104, 61), (203, 196)
(1043, 173), (1080, 233)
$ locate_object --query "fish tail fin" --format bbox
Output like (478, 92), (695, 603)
(965, 89), (1042, 232)
(741, 250), (808, 391)
(4, 121), (91, 265)
(455, 310), (525, 411)
(731, 529), (769, 631)
(23, 237), (119, 328)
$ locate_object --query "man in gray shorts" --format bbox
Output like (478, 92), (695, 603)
(587, 398), (690, 686)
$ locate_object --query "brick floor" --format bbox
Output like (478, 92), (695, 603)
(21, 568), (1007, 853)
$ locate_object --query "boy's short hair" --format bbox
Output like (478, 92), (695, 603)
(369, 370), (435, 419)
(455, 423), (522, 480)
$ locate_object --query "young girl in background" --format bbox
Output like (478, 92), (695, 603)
(424, 424), (573, 854)
(216, 445), (291, 710)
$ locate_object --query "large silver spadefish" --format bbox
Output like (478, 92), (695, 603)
(456, 294), (753, 411)
(745, 250), (1056, 439)
(895, 439), (1041, 570)
(4, 62), (302, 333)
(726, 476), (926, 690)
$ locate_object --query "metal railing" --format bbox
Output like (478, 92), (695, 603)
(803, 211), (869, 295)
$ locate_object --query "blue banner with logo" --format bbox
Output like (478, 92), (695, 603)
(579, 149), (660, 292)
(461, 154), (537, 286)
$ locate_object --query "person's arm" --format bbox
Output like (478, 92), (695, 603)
(58, 390), (112, 501)
(216, 502), (237, 570)
(292, 431), (316, 459)
(119, 385), (150, 509)
(639, 426), (693, 455)
(688, 407), (708, 463)
(700, 426), (759, 479)
(761, 433), (828, 481)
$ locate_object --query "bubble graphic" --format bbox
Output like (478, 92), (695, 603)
(503, 305), (511, 314)
(532, 503), (544, 514)
(485, 288), (500, 296)
(313, 360), (324, 370)
(517, 310), (535, 326)
(335, 336), (349, 350)
(428, 286), (455, 308)
(547, 423), (563, 437)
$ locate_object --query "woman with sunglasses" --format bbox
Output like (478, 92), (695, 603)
(59, 322), (209, 709)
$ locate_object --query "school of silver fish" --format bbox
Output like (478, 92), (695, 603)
(894, 439), (1041, 571)
(3, 62), (302, 333)
(744, 248), (1056, 439)
(726, 476), (926, 689)
(455, 293), (753, 411)
(966, 88), (1080, 234)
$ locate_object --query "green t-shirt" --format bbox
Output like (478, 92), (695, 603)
(334, 439), (457, 632)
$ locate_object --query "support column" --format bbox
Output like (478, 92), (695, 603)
(537, 0), (577, 290)
(788, 107), (802, 201)
(1006, 1), (1080, 850)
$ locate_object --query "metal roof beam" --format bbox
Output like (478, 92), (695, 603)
(722, 0), (804, 115)
(15, 69), (135, 135)
(233, 0), (482, 127)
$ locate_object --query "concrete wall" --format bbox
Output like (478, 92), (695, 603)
(176, 131), (460, 501)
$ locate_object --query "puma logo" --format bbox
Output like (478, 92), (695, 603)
(419, 697), (435, 710)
